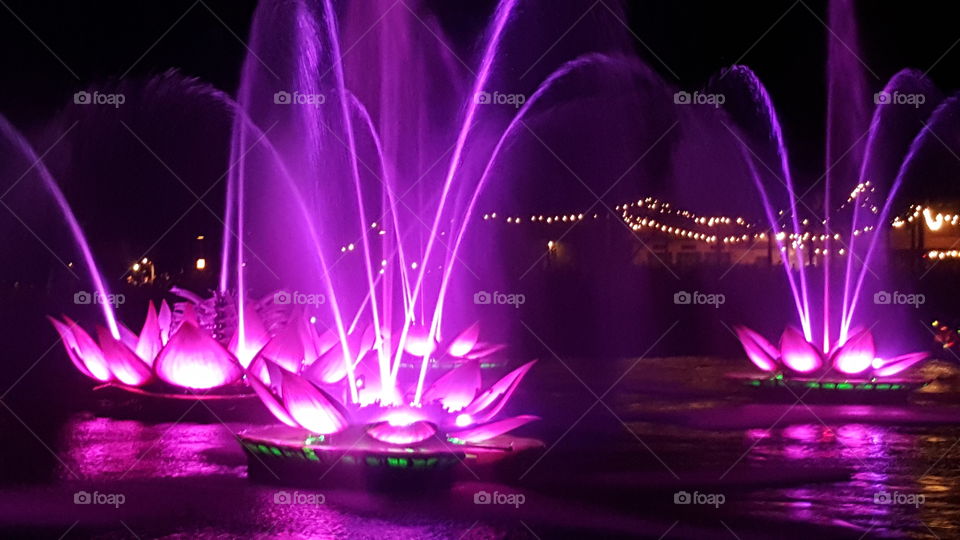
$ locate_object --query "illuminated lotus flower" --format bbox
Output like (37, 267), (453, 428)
(248, 321), (538, 445)
(51, 298), (246, 392)
(734, 325), (929, 379)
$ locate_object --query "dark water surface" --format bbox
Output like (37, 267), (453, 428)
(3, 354), (960, 539)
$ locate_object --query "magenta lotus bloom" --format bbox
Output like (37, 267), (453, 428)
(50, 299), (245, 392)
(734, 325), (929, 379)
(245, 320), (538, 445)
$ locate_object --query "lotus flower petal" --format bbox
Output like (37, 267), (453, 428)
(448, 415), (539, 443)
(312, 328), (339, 358)
(178, 302), (199, 326)
(874, 352), (929, 377)
(464, 343), (506, 360)
(303, 341), (350, 385)
(280, 370), (348, 434)
(733, 326), (779, 371)
(831, 329), (876, 375)
(228, 304), (270, 368)
(422, 360), (481, 411)
(117, 323), (139, 350)
(63, 316), (112, 382)
(155, 322), (243, 389)
(779, 327), (823, 373)
(248, 355), (271, 385)
(464, 360), (537, 421)
(300, 321), (335, 365)
(259, 318), (305, 373)
(246, 368), (298, 427)
(49, 317), (96, 380)
(358, 325), (377, 358)
(367, 420), (436, 445)
(96, 327), (152, 386)
(448, 323), (480, 358)
(136, 301), (162, 365)
(404, 327), (436, 357)
(158, 300), (173, 345)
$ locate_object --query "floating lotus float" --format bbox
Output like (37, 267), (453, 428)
(50, 294), (249, 394)
(734, 326), (929, 379)
(247, 353), (537, 446)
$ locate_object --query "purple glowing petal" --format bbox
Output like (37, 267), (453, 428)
(367, 420), (437, 445)
(302, 340), (349, 385)
(733, 326), (779, 372)
(422, 360), (481, 412)
(831, 328), (876, 375)
(357, 324), (376, 358)
(874, 352), (929, 377)
(136, 301), (162, 365)
(448, 322), (480, 358)
(96, 327), (152, 386)
(229, 303), (270, 367)
(464, 343), (506, 360)
(158, 300), (173, 345)
(64, 317), (112, 382)
(179, 302), (200, 326)
(259, 320), (306, 373)
(448, 415), (539, 443)
(246, 368), (298, 428)
(117, 323), (139, 350)
(300, 321), (335, 365)
(247, 355), (271, 385)
(464, 360), (537, 421)
(313, 327), (339, 356)
(49, 316), (95, 380)
(280, 370), (349, 435)
(154, 322), (244, 389)
(404, 327), (436, 357)
(779, 327), (823, 374)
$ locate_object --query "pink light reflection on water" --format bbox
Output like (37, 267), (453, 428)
(58, 414), (245, 480)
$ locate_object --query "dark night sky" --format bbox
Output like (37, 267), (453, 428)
(2, 1), (959, 139)
(0, 0), (959, 279)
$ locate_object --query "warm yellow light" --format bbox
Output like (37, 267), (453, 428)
(924, 208), (944, 231)
(196, 235), (205, 240)
(196, 258), (206, 270)
(132, 263), (141, 271)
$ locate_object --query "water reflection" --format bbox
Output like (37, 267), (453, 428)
(58, 413), (245, 480)
(742, 421), (959, 537)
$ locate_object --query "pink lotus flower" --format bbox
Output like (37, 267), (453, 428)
(247, 338), (539, 445)
(734, 325), (928, 378)
(50, 300), (245, 391)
